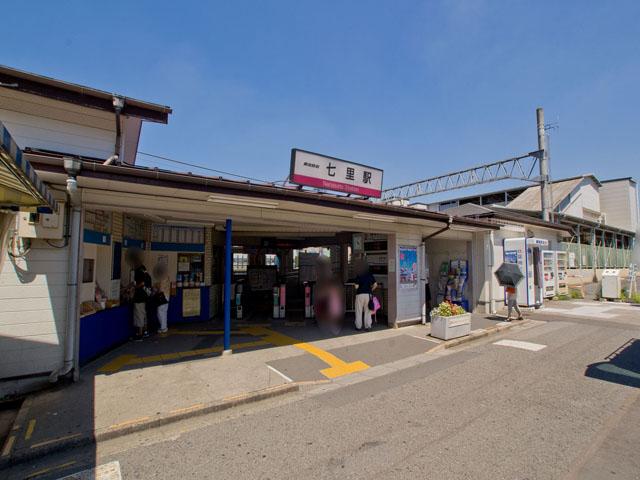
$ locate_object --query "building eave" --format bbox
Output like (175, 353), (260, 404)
(0, 65), (172, 124)
(27, 153), (499, 231)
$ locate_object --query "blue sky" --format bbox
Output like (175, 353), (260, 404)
(5, 1), (640, 201)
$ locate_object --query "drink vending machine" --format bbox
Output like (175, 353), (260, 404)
(503, 237), (548, 307)
(542, 250), (556, 298)
(555, 251), (569, 296)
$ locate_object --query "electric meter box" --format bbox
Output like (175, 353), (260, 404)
(17, 202), (65, 240)
(601, 269), (621, 299)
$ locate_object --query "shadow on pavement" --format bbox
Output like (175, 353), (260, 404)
(585, 338), (640, 388)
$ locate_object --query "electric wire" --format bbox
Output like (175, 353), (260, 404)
(137, 151), (271, 184)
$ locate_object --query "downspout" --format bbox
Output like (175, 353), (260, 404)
(103, 96), (124, 166)
(50, 157), (82, 383)
(423, 216), (453, 241)
(488, 230), (496, 314)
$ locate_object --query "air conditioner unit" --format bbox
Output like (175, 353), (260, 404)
(17, 202), (65, 240)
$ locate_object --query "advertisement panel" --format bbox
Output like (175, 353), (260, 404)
(399, 246), (418, 289)
(290, 149), (384, 198)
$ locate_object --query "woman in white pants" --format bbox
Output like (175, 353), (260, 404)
(353, 262), (377, 331)
(154, 263), (171, 334)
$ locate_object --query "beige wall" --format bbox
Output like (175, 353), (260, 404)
(0, 239), (67, 381)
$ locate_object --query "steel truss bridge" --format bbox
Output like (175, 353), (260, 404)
(382, 150), (544, 202)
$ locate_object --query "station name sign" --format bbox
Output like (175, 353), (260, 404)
(290, 149), (384, 198)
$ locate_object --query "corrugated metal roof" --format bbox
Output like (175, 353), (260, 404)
(0, 121), (56, 209)
(506, 177), (585, 212)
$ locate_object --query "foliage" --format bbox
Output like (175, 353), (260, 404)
(431, 301), (466, 317)
(569, 288), (583, 299)
(556, 294), (571, 301)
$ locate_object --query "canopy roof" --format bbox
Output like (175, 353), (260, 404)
(0, 121), (57, 209)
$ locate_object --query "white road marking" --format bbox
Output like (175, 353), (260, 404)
(408, 334), (440, 342)
(267, 365), (294, 383)
(493, 339), (547, 351)
(57, 460), (121, 480)
(541, 307), (616, 319)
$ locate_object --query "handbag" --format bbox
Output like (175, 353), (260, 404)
(368, 294), (375, 311)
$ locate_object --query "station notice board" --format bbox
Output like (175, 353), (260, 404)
(182, 288), (201, 317)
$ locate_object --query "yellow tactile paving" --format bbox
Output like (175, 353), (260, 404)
(242, 326), (370, 379)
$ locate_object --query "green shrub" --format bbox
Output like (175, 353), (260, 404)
(569, 288), (583, 299)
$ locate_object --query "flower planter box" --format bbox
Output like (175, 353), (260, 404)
(430, 313), (471, 340)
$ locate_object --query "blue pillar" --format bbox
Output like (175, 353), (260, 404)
(223, 218), (232, 352)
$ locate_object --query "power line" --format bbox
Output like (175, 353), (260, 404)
(137, 151), (271, 184)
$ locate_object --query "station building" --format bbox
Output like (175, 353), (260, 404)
(0, 66), (496, 397)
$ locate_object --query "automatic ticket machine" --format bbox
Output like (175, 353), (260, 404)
(503, 237), (549, 307)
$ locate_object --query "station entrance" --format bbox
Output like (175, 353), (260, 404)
(225, 231), (390, 330)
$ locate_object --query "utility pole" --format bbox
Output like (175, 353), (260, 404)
(537, 107), (552, 222)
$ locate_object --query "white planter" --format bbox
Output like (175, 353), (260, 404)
(430, 313), (471, 340)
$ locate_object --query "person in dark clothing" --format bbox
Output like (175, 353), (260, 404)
(352, 261), (377, 331)
(133, 263), (152, 339)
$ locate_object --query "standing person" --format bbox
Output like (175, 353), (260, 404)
(505, 284), (523, 321)
(352, 260), (377, 331)
(153, 262), (171, 334)
(132, 259), (152, 340)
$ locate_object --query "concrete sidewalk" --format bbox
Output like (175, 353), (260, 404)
(1, 313), (512, 466)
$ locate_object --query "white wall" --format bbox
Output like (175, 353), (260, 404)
(0, 88), (140, 161)
(600, 180), (639, 232)
(387, 233), (424, 326)
(0, 240), (68, 380)
(559, 178), (601, 220)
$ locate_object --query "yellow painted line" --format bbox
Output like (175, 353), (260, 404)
(98, 354), (138, 373)
(24, 460), (76, 479)
(168, 330), (240, 335)
(25, 419), (36, 440)
(97, 340), (270, 373)
(242, 327), (369, 379)
(107, 416), (151, 431)
(30, 433), (81, 449)
(1, 435), (15, 457)
(170, 403), (206, 415)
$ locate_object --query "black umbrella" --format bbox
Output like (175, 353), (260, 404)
(495, 262), (524, 287)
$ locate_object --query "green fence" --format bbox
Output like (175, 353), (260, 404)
(560, 242), (632, 269)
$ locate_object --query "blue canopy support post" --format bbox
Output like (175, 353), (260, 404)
(223, 218), (232, 354)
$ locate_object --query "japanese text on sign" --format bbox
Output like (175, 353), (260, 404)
(290, 149), (384, 198)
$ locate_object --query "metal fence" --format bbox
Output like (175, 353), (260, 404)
(560, 242), (632, 269)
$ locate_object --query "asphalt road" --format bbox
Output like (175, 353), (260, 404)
(8, 310), (640, 480)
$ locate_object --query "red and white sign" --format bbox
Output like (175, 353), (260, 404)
(290, 149), (384, 198)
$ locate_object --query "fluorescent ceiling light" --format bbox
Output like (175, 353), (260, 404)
(167, 220), (217, 228)
(207, 194), (278, 209)
(353, 213), (396, 223)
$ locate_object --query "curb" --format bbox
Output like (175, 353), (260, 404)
(1, 382), (299, 468)
(429, 319), (532, 352)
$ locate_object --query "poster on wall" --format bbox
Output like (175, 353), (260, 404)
(182, 288), (201, 317)
(399, 246), (418, 289)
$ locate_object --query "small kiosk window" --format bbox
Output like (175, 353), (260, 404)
(177, 253), (204, 286)
(82, 258), (95, 283)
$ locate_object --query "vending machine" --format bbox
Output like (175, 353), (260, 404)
(555, 251), (569, 296)
(542, 250), (556, 298)
(503, 237), (548, 307)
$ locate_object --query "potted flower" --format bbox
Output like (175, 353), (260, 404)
(429, 301), (471, 340)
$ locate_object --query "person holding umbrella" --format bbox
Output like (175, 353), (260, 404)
(494, 262), (524, 322)
(505, 285), (523, 321)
